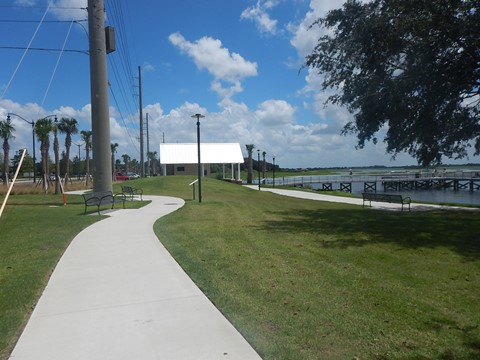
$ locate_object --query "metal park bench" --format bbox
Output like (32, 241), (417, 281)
(82, 191), (126, 215)
(362, 192), (411, 212)
(121, 185), (143, 201)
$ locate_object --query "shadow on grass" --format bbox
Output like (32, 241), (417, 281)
(261, 207), (480, 260)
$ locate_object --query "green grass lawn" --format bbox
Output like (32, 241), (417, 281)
(1, 177), (479, 360)
(153, 177), (480, 360)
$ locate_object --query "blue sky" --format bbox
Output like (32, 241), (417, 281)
(0, 0), (465, 168)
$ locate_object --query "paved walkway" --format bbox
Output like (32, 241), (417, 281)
(244, 185), (477, 211)
(9, 196), (261, 360)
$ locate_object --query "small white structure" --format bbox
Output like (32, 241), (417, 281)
(159, 143), (244, 181)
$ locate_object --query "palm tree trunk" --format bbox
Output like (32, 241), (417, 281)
(42, 144), (49, 193)
(246, 144), (254, 184)
(54, 133), (61, 194)
(84, 148), (90, 186)
(2, 142), (9, 186)
(65, 147), (70, 185)
(247, 153), (253, 184)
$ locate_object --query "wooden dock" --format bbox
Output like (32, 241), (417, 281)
(265, 171), (480, 193)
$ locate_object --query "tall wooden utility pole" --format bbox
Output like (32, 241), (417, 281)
(138, 66), (145, 178)
(88, 0), (112, 192)
(146, 113), (150, 177)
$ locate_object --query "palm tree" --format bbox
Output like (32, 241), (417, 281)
(35, 118), (53, 192)
(111, 142), (119, 180)
(57, 117), (78, 186)
(245, 144), (255, 184)
(130, 159), (139, 174)
(0, 118), (15, 186)
(53, 124), (61, 194)
(151, 151), (158, 175)
(80, 130), (92, 186)
(148, 151), (158, 175)
(122, 154), (130, 174)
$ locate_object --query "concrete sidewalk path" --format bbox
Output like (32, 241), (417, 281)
(245, 185), (476, 211)
(9, 196), (261, 360)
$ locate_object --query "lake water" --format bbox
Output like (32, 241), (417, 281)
(261, 171), (480, 206)
(343, 181), (480, 206)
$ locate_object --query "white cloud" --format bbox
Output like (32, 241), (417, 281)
(289, 0), (346, 58)
(14, 0), (37, 6)
(287, 0), (357, 142)
(240, 0), (279, 35)
(142, 62), (155, 73)
(210, 80), (243, 99)
(0, 97), (444, 168)
(49, 0), (88, 21)
(168, 33), (257, 82)
(255, 100), (296, 126)
(168, 32), (258, 98)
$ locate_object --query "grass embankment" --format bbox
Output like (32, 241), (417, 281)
(1, 177), (479, 359)
(0, 185), (145, 360)
(153, 177), (480, 360)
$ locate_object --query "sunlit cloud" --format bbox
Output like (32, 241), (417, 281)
(240, 0), (279, 35)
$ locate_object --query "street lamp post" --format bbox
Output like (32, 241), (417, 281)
(6, 114), (35, 182)
(191, 113), (205, 203)
(273, 155), (276, 187)
(257, 149), (261, 191)
(6, 113), (57, 183)
(73, 142), (85, 180)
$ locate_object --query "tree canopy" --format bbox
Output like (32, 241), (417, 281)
(306, 0), (480, 166)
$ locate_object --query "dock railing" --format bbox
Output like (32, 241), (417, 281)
(257, 170), (480, 187)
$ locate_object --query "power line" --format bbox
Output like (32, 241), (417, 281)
(0, 5), (86, 10)
(104, 0), (143, 153)
(107, 0), (138, 106)
(109, 56), (139, 131)
(1, 3), (51, 99)
(41, 20), (75, 107)
(0, 46), (88, 55)
(0, 19), (87, 23)
(108, 82), (139, 154)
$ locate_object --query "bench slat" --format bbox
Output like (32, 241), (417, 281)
(82, 191), (126, 215)
(121, 185), (143, 201)
(362, 192), (411, 211)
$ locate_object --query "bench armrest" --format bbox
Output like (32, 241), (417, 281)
(98, 193), (114, 204)
(84, 195), (101, 205)
(114, 192), (126, 201)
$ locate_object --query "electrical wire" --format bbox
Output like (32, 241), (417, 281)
(41, 20), (75, 108)
(109, 82), (139, 153)
(104, 0), (143, 151)
(107, 0), (138, 110)
(2, 0), (144, 158)
(0, 19), (87, 23)
(1, 3), (51, 99)
(0, 46), (88, 55)
(0, 5), (86, 10)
